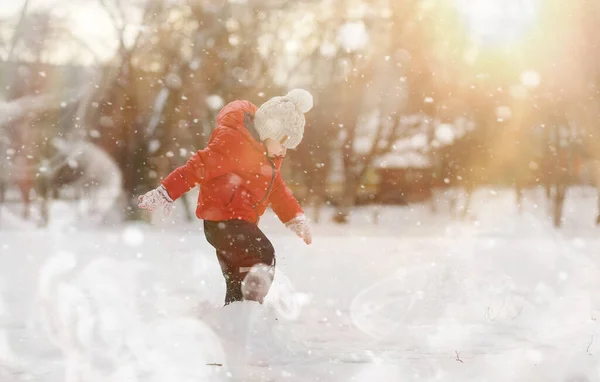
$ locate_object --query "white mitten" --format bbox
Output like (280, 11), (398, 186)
(285, 215), (312, 245)
(137, 185), (174, 215)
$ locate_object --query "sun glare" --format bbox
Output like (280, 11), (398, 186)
(457, 0), (538, 46)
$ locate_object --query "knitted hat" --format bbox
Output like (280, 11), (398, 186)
(253, 89), (313, 149)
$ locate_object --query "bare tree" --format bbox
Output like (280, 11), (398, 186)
(319, 0), (441, 223)
(82, 0), (165, 220)
(6, 0), (31, 61)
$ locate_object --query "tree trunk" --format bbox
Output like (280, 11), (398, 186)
(123, 119), (147, 221)
(429, 193), (438, 214)
(120, 63), (149, 221)
(0, 180), (4, 229)
(309, 193), (323, 224)
(333, 172), (359, 224)
(596, 188), (600, 225)
(180, 194), (194, 222)
(595, 162), (600, 225)
(37, 172), (50, 227)
(460, 184), (474, 221)
(515, 183), (523, 214)
(552, 184), (567, 227)
(7, 0), (31, 61)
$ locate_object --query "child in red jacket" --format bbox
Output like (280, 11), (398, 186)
(138, 89), (313, 305)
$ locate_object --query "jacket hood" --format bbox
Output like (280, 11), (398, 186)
(216, 100), (263, 151)
(216, 100), (258, 131)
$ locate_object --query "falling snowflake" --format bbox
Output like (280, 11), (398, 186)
(206, 95), (224, 110)
(338, 22), (369, 52)
(320, 42), (338, 58)
(435, 124), (455, 144)
(509, 85), (527, 100)
(495, 106), (512, 120)
(165, 73), (182, 89)
(148, 140), (161, 154)
(520, 70), (541, 88)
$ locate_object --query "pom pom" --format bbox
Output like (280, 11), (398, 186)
(285, 89), (313, 113)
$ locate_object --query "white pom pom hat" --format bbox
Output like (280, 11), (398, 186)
(253, 89), (313, 149)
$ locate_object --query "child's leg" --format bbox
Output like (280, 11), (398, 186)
(216, 257), (244, 304)
(204, 220), (275, 305)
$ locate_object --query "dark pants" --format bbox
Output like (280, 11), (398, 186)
(204, 220), (275, 305)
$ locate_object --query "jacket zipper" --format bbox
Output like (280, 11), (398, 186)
(252, 155), (276, 222)
(241, 115), (277, 223)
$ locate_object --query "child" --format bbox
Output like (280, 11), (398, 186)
(138, 89), (313, 305)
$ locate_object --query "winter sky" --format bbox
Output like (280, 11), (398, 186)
(2, 0), (142, 63)
(2, 0), (541, 65)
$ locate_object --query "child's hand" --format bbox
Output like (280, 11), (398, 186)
(138, 185), (174, 215)
(285, 215), (312, 245)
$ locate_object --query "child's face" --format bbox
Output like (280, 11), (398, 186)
(264, 137), (288, 158)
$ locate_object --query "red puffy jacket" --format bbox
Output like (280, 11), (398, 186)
(161, 100), (303, 224)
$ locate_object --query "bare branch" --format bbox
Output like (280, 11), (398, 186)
(486, 303), (524, 322)
(7, 0), (31, 60)
(455, 351), (464, 363)
(114, 0), (128, 32)
(98, 0), (126, 50)
(130, 0), (161, 52)
(381, 116), (419, 154)
(64, 30), (102, 64)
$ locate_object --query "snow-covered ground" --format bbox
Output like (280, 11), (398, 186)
(2, 187), (600, 381)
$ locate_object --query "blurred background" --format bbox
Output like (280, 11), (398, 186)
(1, 0), (598, 228)
(5, 2), (600, 380)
